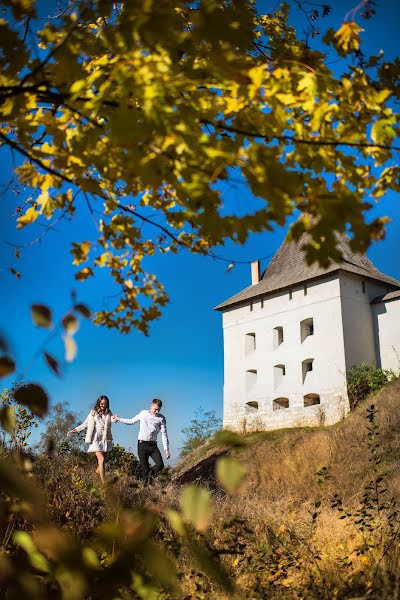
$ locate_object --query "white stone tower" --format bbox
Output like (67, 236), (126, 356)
(214, 234), (400, 433)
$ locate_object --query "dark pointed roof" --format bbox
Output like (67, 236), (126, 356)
(214, 234), (400, 311)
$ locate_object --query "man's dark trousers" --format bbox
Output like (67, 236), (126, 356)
(138, 440), (164, 483)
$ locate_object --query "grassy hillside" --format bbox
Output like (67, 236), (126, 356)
(5, 382), (398, 599)
(170, 379), (400, 598)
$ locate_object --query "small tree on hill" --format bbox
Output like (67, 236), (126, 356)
(39, 401), (84, 455)
(180, 408), (222, 457)
(346, 363), (396, 410)
(0, 384), (38, 451)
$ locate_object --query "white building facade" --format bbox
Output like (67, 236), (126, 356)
(215, 235), (400, 433)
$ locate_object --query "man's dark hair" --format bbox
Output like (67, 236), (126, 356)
(151, 399), (162, 408)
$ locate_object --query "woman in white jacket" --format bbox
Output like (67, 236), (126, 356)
(67, 395), (113, 484)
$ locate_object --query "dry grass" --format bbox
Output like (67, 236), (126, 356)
(29, 381), (400, 598)
(167, 379), (400, 598)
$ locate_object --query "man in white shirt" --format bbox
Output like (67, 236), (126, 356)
(112, 398), (170, 482)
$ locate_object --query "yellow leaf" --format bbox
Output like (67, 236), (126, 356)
(75, 267), (94, 281)
(335, 21), (364, 53)
(17, 206), (39, 229)
(63, 334), (77, 362)
(166, 509), (186, 536)
(216, 457), (247, 495)
(181, 485), (213, 532)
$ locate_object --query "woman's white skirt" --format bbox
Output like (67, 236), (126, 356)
(87, 440), (112, 453)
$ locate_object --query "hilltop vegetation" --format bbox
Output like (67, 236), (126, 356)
(172, 378), (400, 598)
(2, 379), (399, 598)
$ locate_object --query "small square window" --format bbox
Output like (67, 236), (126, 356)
(245, 333), (256, 354)
(273, 326), (284, 349)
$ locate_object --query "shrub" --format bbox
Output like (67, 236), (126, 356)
(347, 363), (396, 410)
(180, 408), (222, 457)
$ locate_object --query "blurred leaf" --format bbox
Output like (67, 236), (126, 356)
(0, 405), (16, 433)
(31, 304), (52, 328)
(141, 540), (180, 592)
(75, 267), (94, 281)
(181, 485), (213, 532)
(8, 267), (21, 279)
(74, 303), (92, 318)
(13, 531), (36, 554)
(33, 526), (74, 561)
(0, 460), (46, 519)
(0, 335), (10, 353)
(57, 570), (87, 600)
(43, 352), (61, 376)
(0, 356), (16, 378)
(82, 547), (101, 570)
(166, 509), (186, 536)
(63, 334), (77, 362)
(62, 314), (79, 335)
(30, 551), (51, 573)
(120, 509), (157, 542)
(14, 383), (49, 417)
(187, 536), (235, 593)
(216, 457), (247, 495)
(214, 430), (246, 447)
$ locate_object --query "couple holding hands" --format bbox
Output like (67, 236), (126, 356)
(67, 395), (170, 484)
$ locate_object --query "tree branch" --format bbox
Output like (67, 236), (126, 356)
(201, 120), (400, 152)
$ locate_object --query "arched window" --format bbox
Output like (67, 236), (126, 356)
(273, 397), (289, 411)
(246, 401), (259, 412)
(304, 393), (320, 407)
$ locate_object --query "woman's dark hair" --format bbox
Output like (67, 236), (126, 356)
(94, 395), (110, 414)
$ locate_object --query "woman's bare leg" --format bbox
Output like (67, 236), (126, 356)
(95, 451), (106, 484)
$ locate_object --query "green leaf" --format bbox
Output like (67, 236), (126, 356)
(14, 383), (49, 417)
(0, 356), (16, 378)
(216, 457), (247, 495)
(181, 485), (213, 532)
(165, 509), (186, 536)
(31, 304), (52, 328)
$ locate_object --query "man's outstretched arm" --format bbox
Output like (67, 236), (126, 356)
(113, 412), (142, 425)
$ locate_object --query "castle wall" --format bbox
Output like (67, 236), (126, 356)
(222, 275), (349, 433)
(339, 273), (388, 370)
(372, 297), (400, 373)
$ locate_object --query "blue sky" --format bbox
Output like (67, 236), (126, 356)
(1, 1), (400, 461)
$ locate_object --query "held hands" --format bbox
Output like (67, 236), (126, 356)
(111, 414), (119, 422)
(67, 429), (76, 437)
